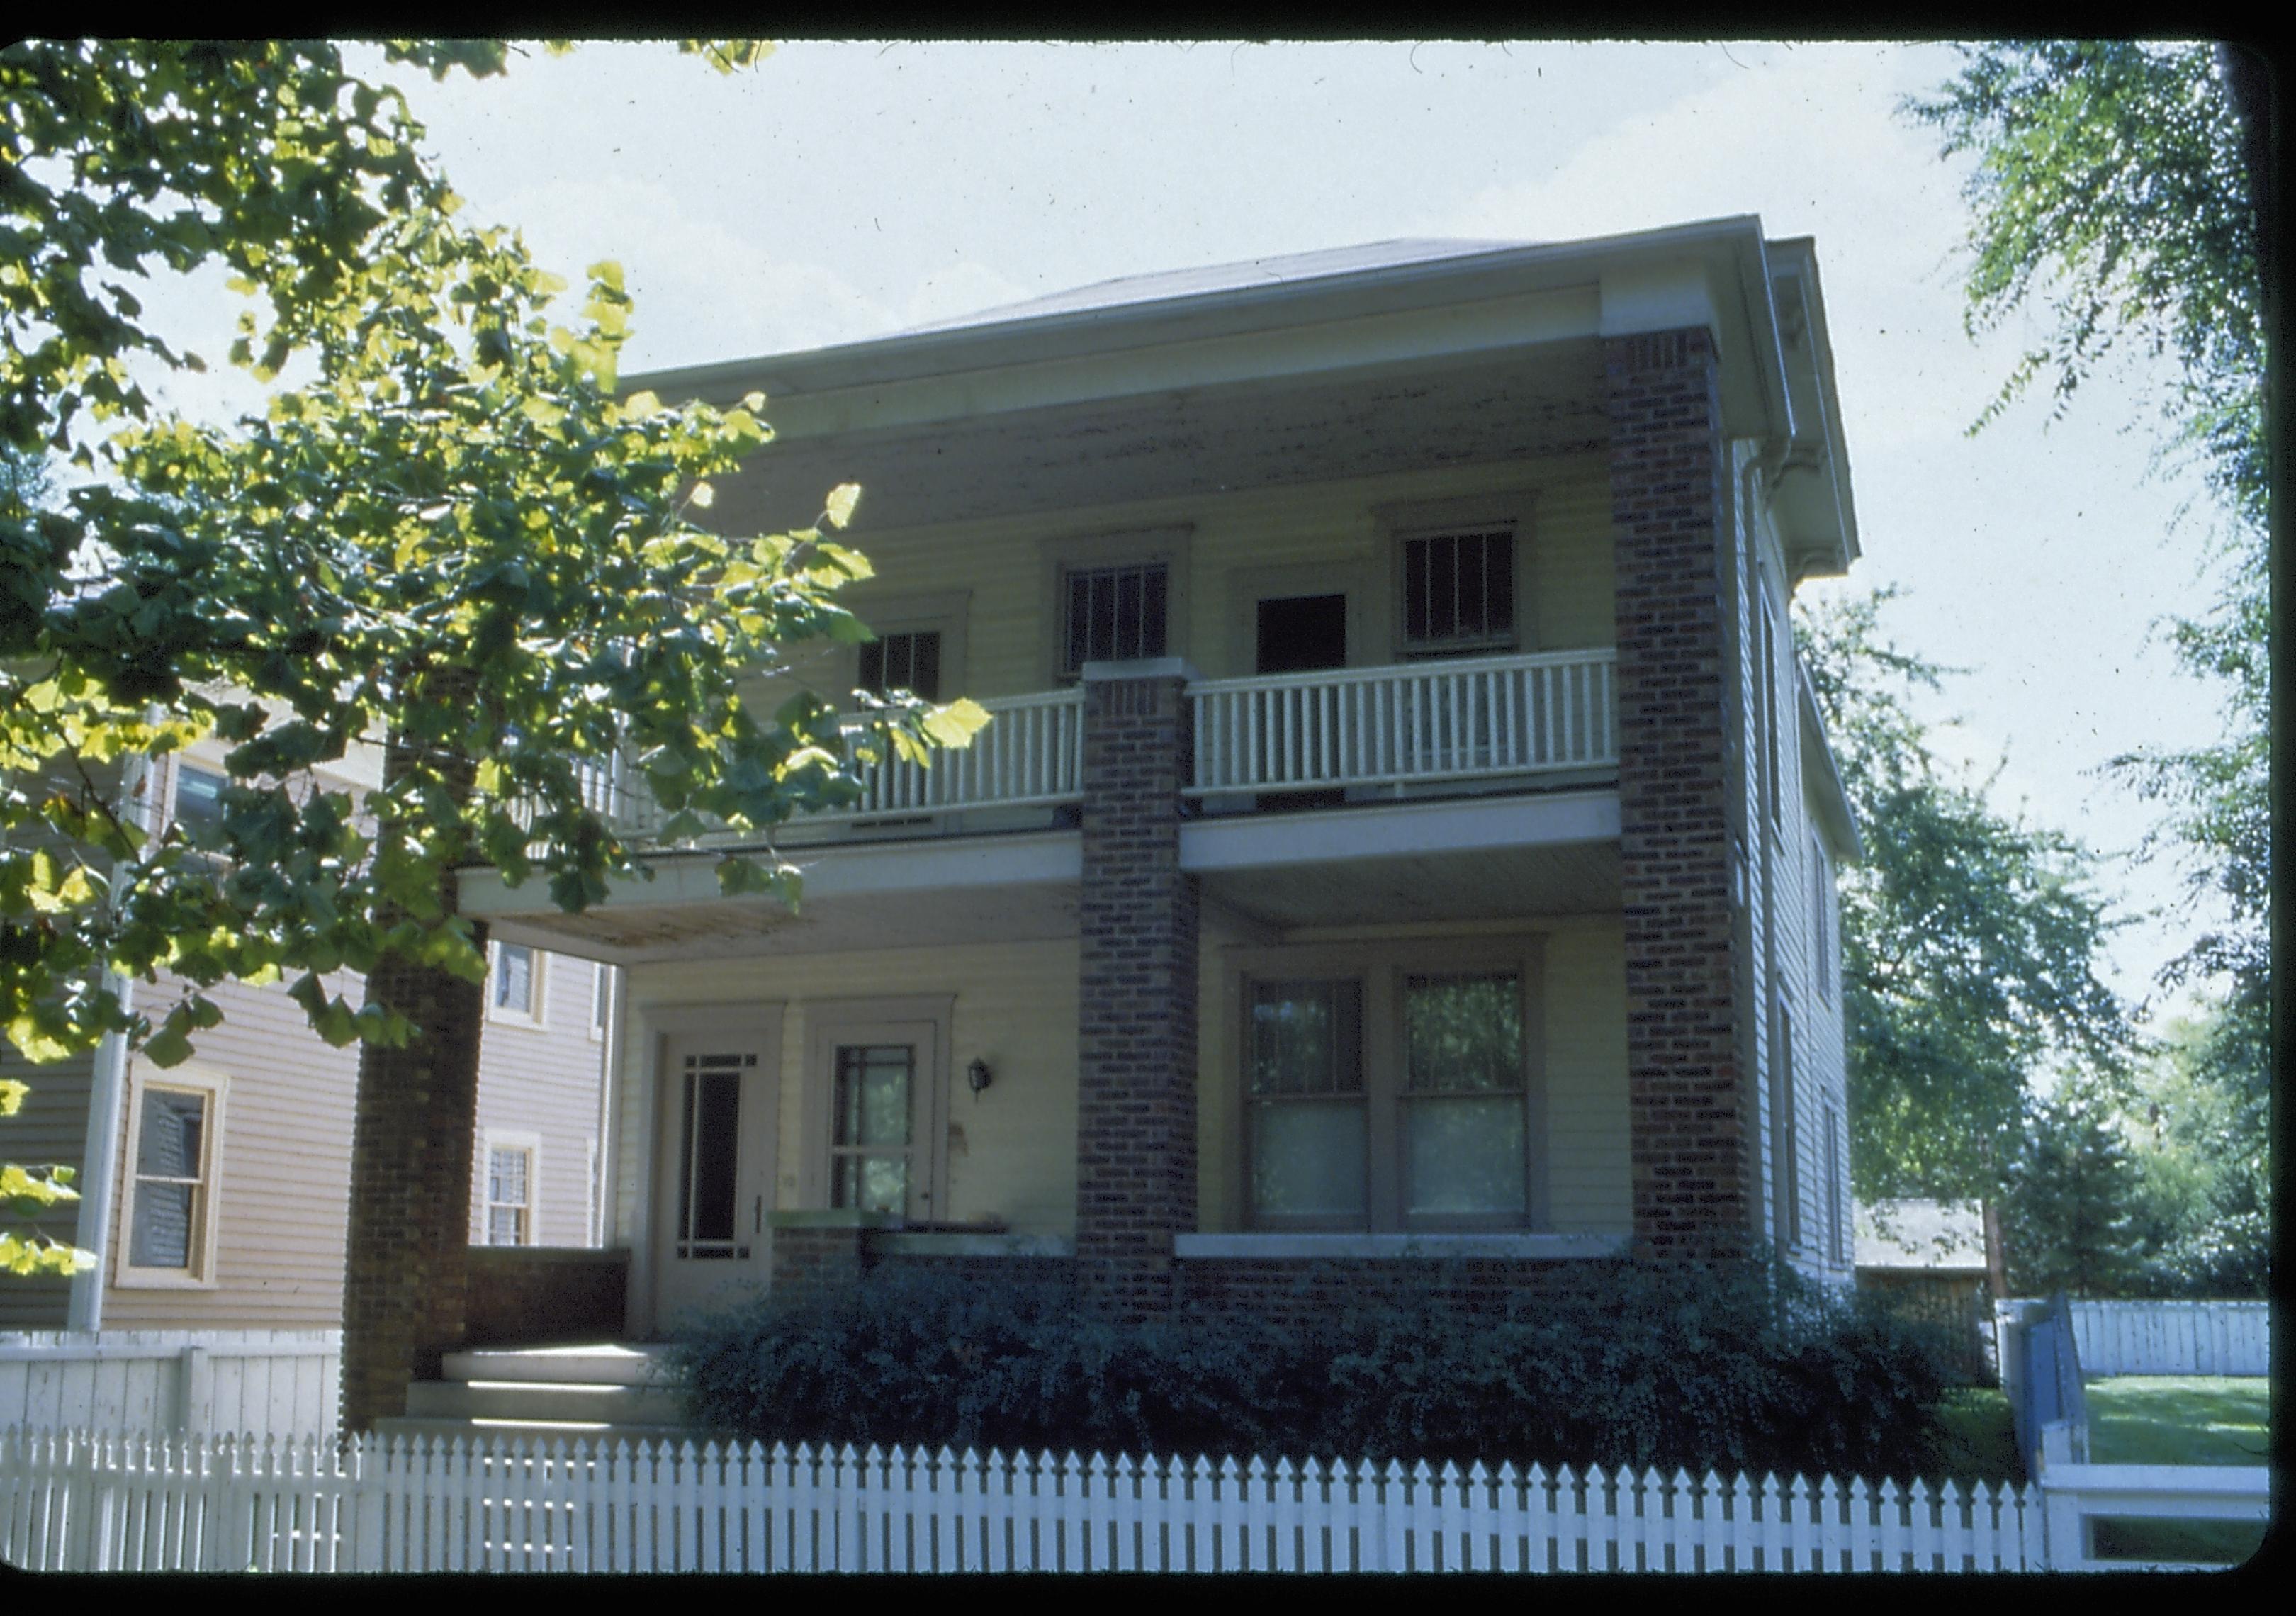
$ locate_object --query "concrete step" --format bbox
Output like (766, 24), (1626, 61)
(406, 1379), (687, 1425)
(441, 1344), (675, 1388)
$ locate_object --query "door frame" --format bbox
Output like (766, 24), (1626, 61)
(627, 1002), (784, 1340)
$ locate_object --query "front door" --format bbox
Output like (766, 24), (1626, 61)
(652, 1028), (777, 1330)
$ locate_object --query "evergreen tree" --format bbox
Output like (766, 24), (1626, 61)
(2003, 1089), (2149, 1298)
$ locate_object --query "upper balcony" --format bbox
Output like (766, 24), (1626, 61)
(463, 646), (1621, 962)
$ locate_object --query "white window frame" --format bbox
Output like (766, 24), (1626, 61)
(116, 1063), (227, 1289)
(483, 1131), (542, 1247)
(488, 941), (547, 1028)
(1232, 936), (1548, 1235)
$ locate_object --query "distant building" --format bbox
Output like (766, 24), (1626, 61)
(1855, 1199), (1992, 1379)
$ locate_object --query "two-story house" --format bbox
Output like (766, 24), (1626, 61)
(415, 218), (1863, 1375)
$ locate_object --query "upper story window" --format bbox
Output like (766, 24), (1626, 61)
(170, 764), (227, 841)
(1062, 562), (1169, 675)
(1811, 836), (1836, 1003)
(859, 629), (943, 701)
(490, 942), (544, 1026)
(1399, 529), (1516, 657)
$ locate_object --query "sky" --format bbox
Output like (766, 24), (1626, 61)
(147, 39), (2244, 1016)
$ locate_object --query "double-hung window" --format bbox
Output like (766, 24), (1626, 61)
(485, 1143), (534, 1246)
(1243, 945), (1542, 1231)
(120, 1070), (224, 1284)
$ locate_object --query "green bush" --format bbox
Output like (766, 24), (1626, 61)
(666, 1257), (1954, 1478)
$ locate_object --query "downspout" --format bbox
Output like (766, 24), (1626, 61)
(66, 746), (162, 1331)
(597, 965), (626, 1251)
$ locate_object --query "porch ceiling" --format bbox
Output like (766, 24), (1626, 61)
(723, 342), (1608, 534)
(1188, 790), (1621, 928)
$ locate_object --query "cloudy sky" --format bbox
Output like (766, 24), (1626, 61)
(153, 40), (2241, 1013)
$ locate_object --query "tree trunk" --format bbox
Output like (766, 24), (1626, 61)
(339, 688), (488, 1434)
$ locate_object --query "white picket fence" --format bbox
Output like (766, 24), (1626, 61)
(0, 1425), (2046, 1573)
(2060, 1301), (2268, 1378)
(0, 1332), (340, 1440)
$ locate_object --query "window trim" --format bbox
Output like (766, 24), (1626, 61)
(487, 941), (547, 1029)
(799, 996), (955, 1222)
(842, 589), (971, 707)
(1038, 527), (1192, 686)
(482, 1130), (541, 1247)
(115, 1062), (227, 1289)
(1230, 936), (1546, 1235)
(1811, 834), (1836, 1004)
(590, 963), (613, 1044)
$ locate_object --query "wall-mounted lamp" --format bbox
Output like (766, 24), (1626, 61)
(966, 1057), (994, 1099)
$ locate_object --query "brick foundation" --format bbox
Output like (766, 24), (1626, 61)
(464, 1247), (631, 1346)
(1074, 662), (1201, 1318)
(1606, 327), (1754, 1259)
(1174, 1257), (1604, 1330)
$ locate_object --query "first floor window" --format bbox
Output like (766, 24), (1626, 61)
(129, 1082), (217, 1275)
(829, 1043), (917, 1215)
(1246, 955), (1536, 1230)
(486, 1145), (534, 1246)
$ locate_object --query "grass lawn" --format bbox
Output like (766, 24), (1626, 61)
(2083, 1376), (2270, 1567)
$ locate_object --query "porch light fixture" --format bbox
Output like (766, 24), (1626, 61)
(967, 1057), (994, 1098)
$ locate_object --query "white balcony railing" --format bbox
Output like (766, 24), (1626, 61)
(1186, 649), (1616, 798)
(552, 687), (1087, 846)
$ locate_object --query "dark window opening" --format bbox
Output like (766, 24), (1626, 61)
(1063, 563), (1169, 675)
(1401, 530), (1515, 654)
(859, 630), (942, 701)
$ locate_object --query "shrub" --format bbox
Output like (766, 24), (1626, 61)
(665, 1256), (1954, 1478)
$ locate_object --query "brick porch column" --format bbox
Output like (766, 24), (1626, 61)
(1074, 658), (1200, 1318)
(1605, 327), (1754, 1260)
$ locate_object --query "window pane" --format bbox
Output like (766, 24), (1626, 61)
(488, 1206), (524, 1247)
(833, 1154), (909, 1216)
(1249, 981), (1362, 1096)
(1251, 1101), (1367, 1220)
(836, 1046), (913, 1148)
(1064, 564), (1169, 671)
(680, 1062), (741, 1244)
(174, 766), (226, 839)
(135, 1090), (206, 1178)
(488, 1148), (528, 1207)
(1405, 974), (1522, 1092)
(1402, 532), (1514, 648)
(130, 1182), (197, 1269)
(495, 945), (534, 1013)
(1405, 1096), (1526, 1216)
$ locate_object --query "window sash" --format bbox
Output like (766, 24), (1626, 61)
(859, 630), (943, 700)
(493, 944), (536, 1016)
(128, 1085), (213, 1274)
(485, 1147), (532, 1247)
(1400, 530), (1516, 653)
(829, 1043), (916, 1215)
(1062, 563), (1169, 674)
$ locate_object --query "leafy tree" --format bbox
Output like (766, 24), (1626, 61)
(1904, 43), (2268, 1260)
(0, 42), (980, 1275)
(2001, 1089), (2149, 1298)
(1798, 590), (2136, 1284)
(2125, 1015), (2270, 1296)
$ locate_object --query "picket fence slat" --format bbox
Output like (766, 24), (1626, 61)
(0, 1421), (2069, 1573)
